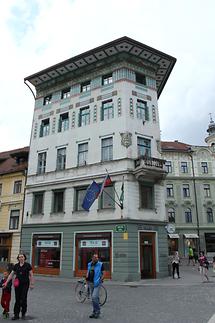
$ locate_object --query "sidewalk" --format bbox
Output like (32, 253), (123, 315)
(34, 264), (215, 287)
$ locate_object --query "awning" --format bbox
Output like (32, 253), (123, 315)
(168, 234), (179, 239)
(184, 233), (199, 239)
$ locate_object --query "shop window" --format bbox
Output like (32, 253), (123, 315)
(33, 234), (61, 270)
(33, 192), (44, 214)
(205, 233), (215, 253)
(13, 180), (22, 194)
(9, 210), (20, 230)
(52, 190), (64, 213)
(185, 208), (192, 223)
(140, 183), (154, 209)
(168, 208), (175, 223)
(207, 208), (213, 223)
(99, 185), (115, 209)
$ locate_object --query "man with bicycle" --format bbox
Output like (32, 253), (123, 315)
(86, 253), (104, 319)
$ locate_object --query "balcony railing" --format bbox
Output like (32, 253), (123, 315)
(135, 155), (166, 169)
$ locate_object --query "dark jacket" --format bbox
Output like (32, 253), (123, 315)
(0, 278), (12, 293)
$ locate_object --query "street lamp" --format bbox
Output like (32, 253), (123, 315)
(188, 148), (201, 253)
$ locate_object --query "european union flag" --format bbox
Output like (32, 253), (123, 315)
(82, 181), (101, 211)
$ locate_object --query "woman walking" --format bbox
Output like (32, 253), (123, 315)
(3, 253), (34, 320)
(172, 251), (180, 279)
(198, 251), (209, 282)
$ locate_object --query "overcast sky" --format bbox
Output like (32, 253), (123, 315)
(1, 0), (215, 151)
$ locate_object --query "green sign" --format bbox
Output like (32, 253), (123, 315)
(115, 224), (127, 233)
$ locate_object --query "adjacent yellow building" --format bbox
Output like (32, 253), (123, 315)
(0, 147), (28, 268)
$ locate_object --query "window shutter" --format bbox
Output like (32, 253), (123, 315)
(78, 113), (81, 127)
(58, 117), (61, 132)
(100, 106), (103, 121)
(39, 124), (43, 137)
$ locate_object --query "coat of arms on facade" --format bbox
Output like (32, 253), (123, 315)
(120, 132), (132, 148)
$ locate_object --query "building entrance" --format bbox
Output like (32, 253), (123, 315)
(139, 232), (156, 279)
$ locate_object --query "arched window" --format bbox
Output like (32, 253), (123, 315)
(185, 208), (192, 223)
(168, 208), (175, 223)
(207, 208), (213, 223)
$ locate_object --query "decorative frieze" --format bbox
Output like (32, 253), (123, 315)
(129, 98), (134, 117)
(152, 105), (156, 122)
(52, 117), (56, 134)
(97, 91), (117, 101)
(38, 111), (54, 120)
(117, 98), (122, 116)
(132, 90), (151, 101)
(33, 122), (38, 139)
(93, 105), (97, 123)
(76, 98), (94, 108)
(71, 111), (76, 128)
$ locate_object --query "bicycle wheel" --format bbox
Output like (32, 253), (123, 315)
(75, 282), (88, 303)
(99, 285), (107, 306)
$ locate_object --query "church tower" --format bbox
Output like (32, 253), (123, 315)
(205, 114), (215, 150)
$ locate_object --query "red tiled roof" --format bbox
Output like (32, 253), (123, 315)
(0, 147), (29, 176)
(161, 141), (191, 152)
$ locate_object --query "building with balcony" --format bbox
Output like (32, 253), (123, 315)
(22, 37), (176, 280)
(0, 147), (28, 270)
(162, 119), (215, 257)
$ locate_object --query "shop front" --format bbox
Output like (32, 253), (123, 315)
(183, 233), (199, 256)
(168, 234), (179, 255)
(0, 234), (12, 272)
(139, 232), (156, 279)
(32, 233), (61, 275)
(205, 233), (215, 254)
(74, 232), (112, 279)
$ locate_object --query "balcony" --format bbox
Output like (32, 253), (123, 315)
(133, 155), (167, 182)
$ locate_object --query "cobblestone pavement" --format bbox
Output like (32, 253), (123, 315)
(6, 265), (215, 323)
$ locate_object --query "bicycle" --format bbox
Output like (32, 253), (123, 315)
(75, 277), (107, 306)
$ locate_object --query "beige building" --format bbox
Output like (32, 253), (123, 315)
(0, 147), (28, 269)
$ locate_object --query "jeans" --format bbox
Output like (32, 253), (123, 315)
(88, 282), (101, 314)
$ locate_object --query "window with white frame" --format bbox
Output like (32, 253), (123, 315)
(61, 88), (70, 99)
(140, 183), (154, 209)
(58, 113), (69, 132)
(37, 152), (47, 174)
(81, 81), (91, 92)
(52, 190), (64, 213)
(201, 162), (208, 174)
(9, 210), (20, 230)
(168, 208), (175, 223)
(102, 73), (113, 86)
(182, 184), (190, 197)
(33, 192), (44, 214)
(99, 185), (115, 209)
(166, 184), (174, 197)
(185, 208), (192, 223)
(56, 148), (66, 171)
(75, 187), (87, 211)
(101, 100), (114, 121)
(207, 208), (213, 223)
(40, 119), (50, 137)
(136, 99), (148, 120)
(79, 107), (90, 126)
(137, 137), (151, 157)
(165, 161), (172, 173)
(43, 94), (52, 105)
(78, 143), (88, 166)
(203, 184), (211, 197)
(181, 161), (188, 173)
(101, 137), (113, 162)
(13, 180), (22, 194)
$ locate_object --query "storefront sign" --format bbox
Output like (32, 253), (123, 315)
(115, 224), (127, 233)
(80, 239), (109, 248)
(123, 232), (128, 240)
(37, 240), (59, 248)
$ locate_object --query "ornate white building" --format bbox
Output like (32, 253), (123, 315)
(22, 37), (176, 280)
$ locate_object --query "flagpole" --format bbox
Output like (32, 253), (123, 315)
(102, 189), (122, 209)
(105, 169), (121, 203)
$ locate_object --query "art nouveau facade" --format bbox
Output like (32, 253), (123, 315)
(22, 37), (176, 280)
(162, 119), (215, 257)
(0, 147), (28, 270)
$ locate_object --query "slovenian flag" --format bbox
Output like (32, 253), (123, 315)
(98, 174), (112, 198)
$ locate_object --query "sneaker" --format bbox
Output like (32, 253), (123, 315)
(89, 313), (96, 318)
(12, 316), (19, 320)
